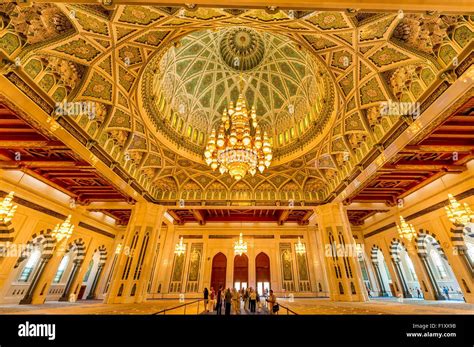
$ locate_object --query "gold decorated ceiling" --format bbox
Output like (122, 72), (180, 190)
(0, 3), (472, 204)
(144, 27), (332, 159)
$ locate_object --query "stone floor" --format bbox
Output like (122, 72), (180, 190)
(0, 297), (472, 315)
(278, 297), (474, 315)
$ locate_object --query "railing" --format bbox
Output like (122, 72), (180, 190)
(152, 299), (205, 315)
(277, 303), (298, 315)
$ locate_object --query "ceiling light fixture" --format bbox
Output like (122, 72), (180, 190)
(175, 236), (186, 256)
(204, 78), (272, 181)
(445, 194), (474, 226)
(295, 237), (306, 255)
(396, 216), (417, 242)
(234, 233), (247, 256)
(0, 192), (17, 224)
(51, 215), (74, 242)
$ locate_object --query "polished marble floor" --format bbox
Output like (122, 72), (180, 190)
(0, 297), (472, 315)
(278, 297), (473, 315)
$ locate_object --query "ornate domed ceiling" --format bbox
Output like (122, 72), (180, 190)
(1, 3), (472, 205)
(142, 27), (334, 160)
(220, 27), (265, 71)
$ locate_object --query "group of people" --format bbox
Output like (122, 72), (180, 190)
(366, 284), (461, 300)
(203, 286), (277, 315)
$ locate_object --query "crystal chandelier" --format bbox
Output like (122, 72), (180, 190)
(51, 215), (74, 242)
(0, 192), (17, 224)
(204, 92), (272, 181)
(175, 236), (186, 256)
(295, 237), (306, 255)
(234, 233), (247, 256)
(355, 243), (364, 260)
(445, 194), (474, 226)
(396, 216), (417, 242)
(115, 243), (123, 255)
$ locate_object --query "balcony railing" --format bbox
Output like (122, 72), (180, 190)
(152, 299), (205, 315)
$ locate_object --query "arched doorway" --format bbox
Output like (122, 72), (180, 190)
(12, 231), (57, 305)
(233, 254), (248, 291)
(418, 233), (464, 301)
(256, 252), (270, 295)
(390, 240), (422, 299)
(371, 246), (393, 297)
(55, 238), (86, 301)
(210, 253), (227, 291)
(80, 246), (107, 300)
(376, 249), (393, 296)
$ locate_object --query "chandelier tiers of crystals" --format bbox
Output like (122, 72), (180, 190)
(445, 194), (474, 226)
(175, 236), (186, 256)
(0, 191), (17, 224)
(234, 232), (248, 256)
(204, 82), (273, 181)
(51, 215), (74, 242)
(295, 237), (306, 255)
(396, 216), (417, 242)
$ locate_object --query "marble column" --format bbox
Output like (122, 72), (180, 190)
(419, 253), (446, 300)
(86, 264), (104, 299)
(393, 260), (411, 298)
(405, 243), (436, 300)
(315, 203), (368, 302)
(58, 260), (82, 301)
(372, 262), (387, 297)
(105, 203), (165, 304)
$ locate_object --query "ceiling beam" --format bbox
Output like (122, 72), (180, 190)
(192, 209), (206, 225)
(278, 210), (291, 226)
(381, 164), (466, 172)
(401, 145), (474, 153)
(0, 160), (79, 169)
(167, 210), (183, 225)
(298, 210), (313, 225)
(30, 0), (474, 12)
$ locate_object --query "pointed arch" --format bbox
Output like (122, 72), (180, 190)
(416, 229), (447, 260)
(66, 238), (87, 264)
(14, 230), (56, 268)
(210, 252), (227, 291)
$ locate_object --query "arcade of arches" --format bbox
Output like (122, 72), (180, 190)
(0, 0), (473, 314)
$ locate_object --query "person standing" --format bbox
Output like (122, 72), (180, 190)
(416, 287), (421, 299)
(224, 288), (232, 315)
(266, 289), (277, 315)
(216, 286), (223, 315)
(232, 288), (240, 314)
(249, 288), (257, 313)
(443, 286), (450, 300)
(208, 287), (215, 312)
(256, 290), (261, 312)
(203, 287), (209, 313)
(243, 288), (250, 312)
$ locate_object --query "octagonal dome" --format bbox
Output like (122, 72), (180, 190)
(141, 27), (336, 162)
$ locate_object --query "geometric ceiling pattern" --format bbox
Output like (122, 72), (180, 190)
(0, 3), (472, 205)
(146, 27), (330, 156)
